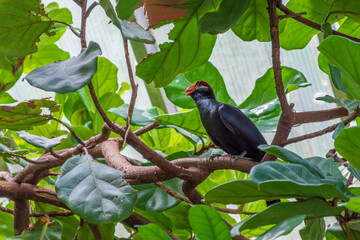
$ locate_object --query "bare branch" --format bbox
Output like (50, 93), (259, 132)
(133, 120), (161, 135)
(88, 223), (103, 240)
(278, 11), (307, 20)
(294, 107), (348, 124)
(80, 0), (88, 48)
(0, 171), (13, 181)
(85, 2), (99, 18)
(50, 116), (85, 146)
(52, 20), (81, 38)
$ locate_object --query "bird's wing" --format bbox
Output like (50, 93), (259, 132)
(219, 104), (266, 149)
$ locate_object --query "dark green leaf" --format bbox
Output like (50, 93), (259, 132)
(137, 224), (171, 240)
(299, 218), (325, 240)
(257, 214), (306, 240)
(332, 0), (360, 23)
(231, 198), (344, 236)
(189, 205), (231, 240)
(333, 122), (345, 139)
(16, 131), (67, 149)
(338, 18), (360, 39)
(136, 1), (217, 87)
(335, 126), (360, 170)
(231, 0), (270, 42)
(304, 157), (347, 184)
(55, 154), (137, 223)
(0, 98), (60, 130)
(238, 67), (310, 109)
(318, 36), (360, 101)
(245, 100), (281, 132)
(134, 179), (183, 212)
(164, 62), (236, 109)
(11, 220), (62, 240)
(316, 95), (358, 111)
(90, 57), (119, 98)
(250, 162), (350, 201)
(155, 109), (207, 135)
(0, 0), (54, 57)
(109, 104), (156, 126)
(25, 41), (101, 94)
(99, 0), (154, 43)
(199, 0), (249, 34)
(116, 0), (143, 20)
(348, 164), (360, 182)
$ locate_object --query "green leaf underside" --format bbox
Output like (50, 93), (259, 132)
(55, 154), (137, 223)
(238, 67), (310, 109)
(231, 198), (344, 236)
(136, 0), (217, 87)
(137, 224), (172, 240)
(189, 205), (231, 240)
(335, 126), (360, 170)
(300, 218), (326, 240)
(25, 41), (102, 94)
(16, 131), (67, 149)
(0, 98), (60, 130)
(0, 0), (54, 57)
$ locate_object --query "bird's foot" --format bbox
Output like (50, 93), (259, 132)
(208, 154), (222, 162)
(231, 151), (253, 166)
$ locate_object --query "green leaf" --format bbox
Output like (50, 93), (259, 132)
(326, 222), (348, 240)
(11, 220), (62, 240)
(299, 218), (325, 240)
(0, 0), (54, 57)
(23, 44), (70, 74)
(279, 0), (341, 50)
(164, 62), (236, 109)
(333, 122), (345, 139)
(348, 164), (360, 182)
(257, 214), (306, 240)
(136, 0), (217, 87)
(332, 0), (360, 23)
(116, 0), (143, 20)
(316, 95), (358, 111)
(134, 179), (183, 212)
(231, 0), (270, 42)
(99, 0), (154, 43)
(338, 18), (360, 39)
(0, 98), (60, 130)
(238, 67), (310, 109)
(137, 224), (171, 240)
(231, 198), (344, 236)
(250, 162), (350, 201)
(199, 0), (249, 34)
(205, 180), (279, 204)
(335, 126), (360, 170)
(245, 100), (281, 132)
(55, 154), (137, 223)
(109, 104), (157, 126)
(318, 35), (360, 101)
(16, 131), (67, 149)
(25, 41), (101, 94)
(188, 205), (231, 240)
(155, 109), (207, 135)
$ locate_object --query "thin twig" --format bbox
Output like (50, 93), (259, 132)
(49, 116), (85, 146)
(52, 20), (81, 38)
(210, 205), (254, 215)
(155, 182), (193, 204)
(6, 152), (51, 165)
(279, 11), (306, 20)
(80, 0), (88, 48)
(87, 223), (103, 240)
(133, 121), (161, 135)
(49, 148), (62, 159)
(11, 57), (25, 76)
(346, 174), (354, 188)
(85, 2), (99, 18)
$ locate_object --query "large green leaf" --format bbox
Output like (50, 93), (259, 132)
(137, 224), (171, 240)
(25, 41), (101, 94)
(245, 100), (281, 132)
(257, 215), (306, 240)
(238, 67), (310, 109)
(318, 35), (360, 101)
(231, 198), (344, 236)
(109, 104), (157, 126)
(0, 98), (60, 130)
(0, 0), (54, 57)
(199, 0), (249, 34)
(134, 179), (183, 212)
(316, 95), (358, 112)
(250, 162), (350, 201)
(332, 0), (360, 23)
(335, 126), (360, 170)
(11, 220), (62, 240)
(338, 18), (360, 39)
(99, 0), (154, 43)
(164, 62), (236, 109)
(55, 154), (137, 223)
(155, 109), (207, 135)
(16, 131), (67, 149)
(136, 0), (217, 87)
(326, 222), (348, 240)
(188, 205), (231, 240)
(300, 218), (325, 240)
(23, 44), (70, 74)
(231, 0), (270, 42)
(116, 0), (143, 20)
(279, 0), (340, 50)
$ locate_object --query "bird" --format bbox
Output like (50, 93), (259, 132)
(185, 81), (267, 162)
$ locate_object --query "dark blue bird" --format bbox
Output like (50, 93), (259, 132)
(185, 81), (266, 162)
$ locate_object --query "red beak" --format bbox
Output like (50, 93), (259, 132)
(185, 85), (195, 96)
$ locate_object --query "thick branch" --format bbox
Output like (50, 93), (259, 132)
(13, 200), (29, 235)
(277, 3), (360, 43)
(294, 107), (348, 124)
(80, 0), (88, 48)
(0, 171), (13, 181)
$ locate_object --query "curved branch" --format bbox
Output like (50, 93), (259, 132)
(277, 3), (360, 43)
(294, 107), (348, 124)
(52, 20), (81, 38)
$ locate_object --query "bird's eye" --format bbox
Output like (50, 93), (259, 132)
(196, 83), (201, 87)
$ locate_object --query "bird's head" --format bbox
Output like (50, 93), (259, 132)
(185, 81), (214, 96)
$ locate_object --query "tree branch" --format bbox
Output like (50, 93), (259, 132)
(277, 2), (360, 43)
(0, 171), (13, 181)
(87, 223), (103, 240)
(13, 200), (29, 235)
(294, 107), (348, 124)
(52, 20), (81, 38)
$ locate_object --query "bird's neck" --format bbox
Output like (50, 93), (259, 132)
(191, 92), (218, 110)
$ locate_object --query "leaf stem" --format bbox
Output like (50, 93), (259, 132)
(52, 20), (81, 38)
(49, 116), (85, 146)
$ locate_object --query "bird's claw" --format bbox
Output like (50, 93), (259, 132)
(208, 154), (222, 162)
(231, 151), (253, 167)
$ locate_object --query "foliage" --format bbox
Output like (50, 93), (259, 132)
(0, 0), (360, 239)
